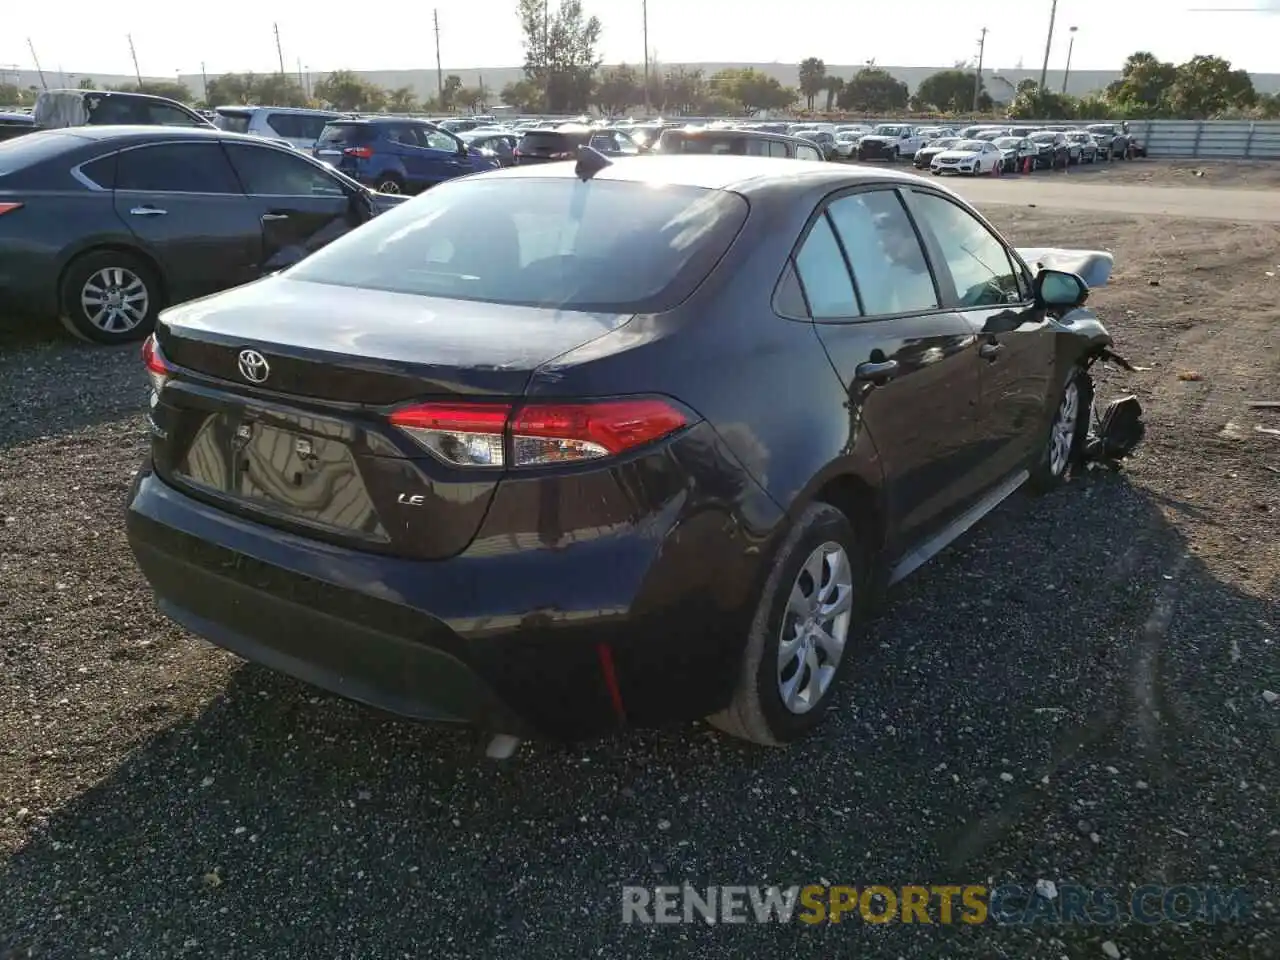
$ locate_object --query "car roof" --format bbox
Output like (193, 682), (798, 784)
(473, 155), (935, 192)
(25, 125), (310, 147)
(216, 105), (338, 116)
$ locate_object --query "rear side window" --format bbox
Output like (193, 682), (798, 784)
(265, 114), (329, 141)
(79, 153), (118, 189)
(214, 111), (252, 134)
(316, 124), (376, 147)
(116, 142), (241, 194)
(286, 178), (750, 313)
(794, 215), (858, 319)
(767, 141), (790, 158)
(827, 191), (938, 315)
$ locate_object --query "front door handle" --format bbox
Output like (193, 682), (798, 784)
(261, 213), (290, 222)
(979, 342), (1005, 361)
(129, 206), (167, 217)
(854, 359), (900, 384)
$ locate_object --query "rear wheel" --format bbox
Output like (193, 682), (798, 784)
(374, 174), (404, 194)
(58, 249), (161, 344)
(709, 503), (866, 746)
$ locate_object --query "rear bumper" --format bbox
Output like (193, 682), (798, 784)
(125, 432), (770, 738)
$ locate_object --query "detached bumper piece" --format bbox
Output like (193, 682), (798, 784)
(1084, 396), (1145, 466)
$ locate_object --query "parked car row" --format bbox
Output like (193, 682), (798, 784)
(902, 121), (1144, 177)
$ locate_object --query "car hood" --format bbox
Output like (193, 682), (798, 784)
(860, 134), (901, 143)
(935, 149), (982, 160)
(1016, 248), (1114, 289)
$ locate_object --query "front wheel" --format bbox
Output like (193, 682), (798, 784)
(1028, 368), (1093, 493)
(709, 503), (866, 746)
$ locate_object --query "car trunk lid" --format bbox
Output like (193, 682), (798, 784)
(148, 276), (634, 559)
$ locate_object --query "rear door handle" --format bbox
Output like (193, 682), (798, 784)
(854, 359), (900, 384)
(979, 343), (1005, 361)
(129, 206), (167, 216)
(261, 213), (290, 222)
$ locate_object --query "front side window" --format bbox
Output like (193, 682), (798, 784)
(116, 142), (241, 193)
(145, 103), (204, 127)
(826, 191), (937, 316)
(909, 192), (1022, 308)
(214, 111), (252, 134)
(285, 178), (749, 314)
(224, 143), (345, 197)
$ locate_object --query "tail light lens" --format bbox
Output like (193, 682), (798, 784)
(343, 146), (373, 159)
(388, 398), (689, 468)
(512, 148), (523, 158)
(141, 333), (171, 395)
(0, 202), (23, 216)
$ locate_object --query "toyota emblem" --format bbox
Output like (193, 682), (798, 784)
(238, 349), (270, 384)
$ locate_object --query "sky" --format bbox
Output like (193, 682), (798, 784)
(7, 0), (1280, 78)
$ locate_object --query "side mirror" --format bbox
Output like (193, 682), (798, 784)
(1035, 269), (1088, 309)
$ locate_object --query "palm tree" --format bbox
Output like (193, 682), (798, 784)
(798, 57), (827, 112)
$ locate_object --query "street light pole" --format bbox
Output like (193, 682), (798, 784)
(1062, 26), (1077, 94)
(1038, 0), (1058, 91)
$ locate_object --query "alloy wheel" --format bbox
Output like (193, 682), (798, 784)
(776, 541), (854, 715)
(1048, 379), (1080, 477)
(377, 180), (402, 194)
(80, 267), (149, 334)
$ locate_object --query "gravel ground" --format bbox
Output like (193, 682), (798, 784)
(0, 206), (1278, 959)
(1062, 158), (1280, 191)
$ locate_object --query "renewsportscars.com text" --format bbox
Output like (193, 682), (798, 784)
(621, 884), (1251, 926)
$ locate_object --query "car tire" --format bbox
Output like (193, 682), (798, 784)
(58, 249), (162, 345)
(1028, 367), (1094, 494)
(374, 174), (404, 194)
(708, 502), (867, 746)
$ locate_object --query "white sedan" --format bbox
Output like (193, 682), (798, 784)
(930, 139), (1002, 176)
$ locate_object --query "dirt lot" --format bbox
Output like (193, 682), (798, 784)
(1062, 158), (1280, 191)
(0, 194), (1278, 957)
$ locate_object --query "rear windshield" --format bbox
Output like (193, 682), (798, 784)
(518, 131), (579, 151)
(214, 110), (252, 134)
(286, 177), (750, 313)
(0, 131), (80, 176)
(316, 123), (376, 147)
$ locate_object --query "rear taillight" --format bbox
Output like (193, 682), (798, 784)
(343, 146), (373, 159)
(0, 202), (23, 216)
(512, 148), (523, 158)
(388, 398), (689, 468)
(141, 333), (171, 396)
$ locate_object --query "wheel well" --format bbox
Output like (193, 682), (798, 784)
(58, 245), (167, 314)
(812, 474), (885, 556)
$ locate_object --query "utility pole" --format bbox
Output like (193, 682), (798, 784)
(1038, 0), (1058, 91)
(1061, 26), (1078, 94)
(273, 23), (286, 76)
(433, 9), (444, 105)
(127, 34), (142, 89)
(973, 27), (987, 112)
(200, 61), (209, 104)
(27, 39), (48, 90)
(642, 0), (651, 116)
(542, 0), (551, 114)
(297, 57), (306, 95)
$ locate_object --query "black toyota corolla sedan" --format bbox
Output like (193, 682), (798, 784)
(124, 154), (1140, 751)
(0, 126), (405, 344)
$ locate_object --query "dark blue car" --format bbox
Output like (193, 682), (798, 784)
(313, 118), (500, 194)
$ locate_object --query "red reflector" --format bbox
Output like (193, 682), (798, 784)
(512, 399), (687, 456)
(388, 402), (511, 434)
(0, 202), (23, 216)
(141, 333), (169, 375)
(343, 146), (373, 159)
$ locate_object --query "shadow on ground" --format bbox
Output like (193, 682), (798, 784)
(0, 474), (1276, 959)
